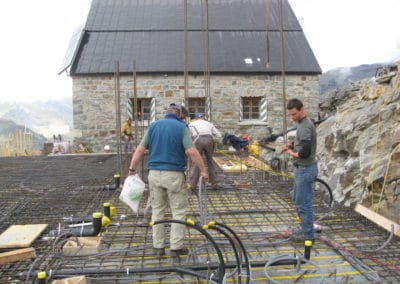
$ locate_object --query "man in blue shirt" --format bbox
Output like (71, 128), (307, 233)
(128, 103), (208, 256)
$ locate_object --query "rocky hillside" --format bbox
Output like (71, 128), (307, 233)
(319, 63), (383, 95)
(0, 118), (48, 153)
(317, 62), (400, 223)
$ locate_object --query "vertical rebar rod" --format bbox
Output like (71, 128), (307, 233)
(184, 0), (189, 108)
(133, 60), (138, 150)
(265, 0), (271, 69)
(205, 0), (211, 121)
(279, 0), (288, 171)
(114, 61), (123, 177)
(201, 0), (211, 120)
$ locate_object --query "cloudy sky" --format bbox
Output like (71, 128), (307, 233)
(0, 0), (399, 102)
(289, 0), (400, 70)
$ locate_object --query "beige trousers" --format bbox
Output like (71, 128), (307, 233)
(148, 170), (187, 250)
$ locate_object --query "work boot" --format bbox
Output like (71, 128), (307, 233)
(289, 231), (305, 242)
(152, 247), (165, 256)
(211, 184), (220, 190)
(170, 247), (189, 256)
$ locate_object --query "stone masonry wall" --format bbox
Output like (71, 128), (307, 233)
(72, 74), (319, 152)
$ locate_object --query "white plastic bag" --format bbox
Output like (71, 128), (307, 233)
(119, 174), (147, 214)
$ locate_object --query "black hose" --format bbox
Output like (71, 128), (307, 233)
(213, 221), (251, 284)
(315, 177), (334, 209)
(202, 222), (243, 283)
(48, 212), (102, 237)
(152, 219), (226, 283)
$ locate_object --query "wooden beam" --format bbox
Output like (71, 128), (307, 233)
(0, 247), (35, 265)
(0, 224), (48, 248)
(355, 204), (400, 237)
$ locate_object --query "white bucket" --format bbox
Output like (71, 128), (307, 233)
(60, 141), (71, 153)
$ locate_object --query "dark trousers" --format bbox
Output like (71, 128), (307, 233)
(190, 135), (218, 189)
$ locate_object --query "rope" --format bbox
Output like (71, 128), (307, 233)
(376, 143), (400, 211)
(368, 87), (396, 210)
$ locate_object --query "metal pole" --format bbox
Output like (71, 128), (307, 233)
(114, 61), (123, 178)
(184, 0), (189, 109)
(279, 0), (288, 171)
(133, 60), (138, 150)
(198, 177), (208, 225)
(205, 0), (211, 121)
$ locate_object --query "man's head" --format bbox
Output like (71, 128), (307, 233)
(167, 103), (189, 120)
(126, 117), (132, 124)
(286, 98), (305, 122)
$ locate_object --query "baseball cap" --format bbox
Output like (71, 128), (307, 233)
(168, 103), (189, 117)
(195, 113), (205, 119)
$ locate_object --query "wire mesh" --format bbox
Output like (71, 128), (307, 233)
(0, 154), (400, 283)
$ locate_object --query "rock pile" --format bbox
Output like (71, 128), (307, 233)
(318, 62), (400, 223)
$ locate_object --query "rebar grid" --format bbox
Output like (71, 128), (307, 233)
(0, 155), (400, 283)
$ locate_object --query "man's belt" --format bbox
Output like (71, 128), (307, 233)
(293, 162), (316, 168)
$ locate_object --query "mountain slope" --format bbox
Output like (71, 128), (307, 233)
(0, 98), (72, 140)
(319, 63), (383, 95)
(0, 118), (48, 152)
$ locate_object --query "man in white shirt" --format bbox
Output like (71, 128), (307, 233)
(189, 113), (222, 194)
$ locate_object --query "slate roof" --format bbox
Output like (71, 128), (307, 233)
(63, 0), (321, 75)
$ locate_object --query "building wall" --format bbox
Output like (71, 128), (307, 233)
(72, 74), (319, 152)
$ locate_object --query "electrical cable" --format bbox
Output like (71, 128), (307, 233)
(264, 254), (325, 284)
(204, 221), (245, 283)
(151, 219), (226, 283)
(212, 221), (252, 284)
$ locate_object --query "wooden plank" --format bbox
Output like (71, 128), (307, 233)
(0, 247), (35, 265)
(243, 155), (271, 171)
(62, 236), (101, 256)
(213, 155), (271, 172)
(355, 204), (400, 237)
(213, 156), (247, 172)
(52, 276), (87, 284)
(0, 224), (48, 248)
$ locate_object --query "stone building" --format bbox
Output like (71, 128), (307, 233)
(60, 0), (321, 152)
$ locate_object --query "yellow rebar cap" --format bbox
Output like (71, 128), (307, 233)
(93, 212), (102, 218)
(37, 271), (46, 279)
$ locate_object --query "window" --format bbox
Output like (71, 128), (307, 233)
(129, 98), (151, 121)
(242, 97), (261, 119)
(188, 98), (206, 120)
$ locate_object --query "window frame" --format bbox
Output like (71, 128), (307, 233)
(129, 98), (152, 125)
(188, 98), (206, 120)
(241, 96), (262, 120)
